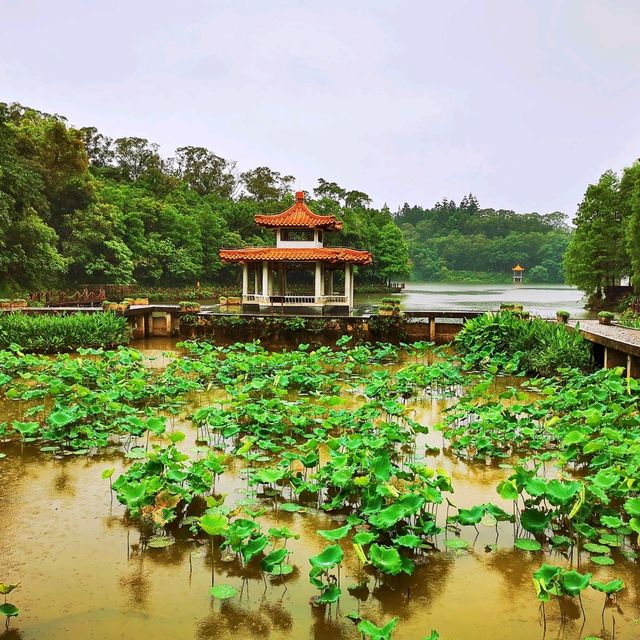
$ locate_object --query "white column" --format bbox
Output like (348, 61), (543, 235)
(345, 262), (352, 307)
(241, 263), (248, 300)
(315, 261), (322, 302)
(262, 262), (269, 300)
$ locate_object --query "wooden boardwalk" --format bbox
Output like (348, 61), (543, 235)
(569, 319), (640, 375)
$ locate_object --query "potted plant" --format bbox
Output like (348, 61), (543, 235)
(556, 310), (570, 324)
(500, 303), (523, 312)
(227, 296), (241, 306)
(179, 300), (201, 313)
(102, 300), (119, 312)
(10, 298), (28, 309)
(598, 310), (614, 325)
(0, 299), (11, 309)
(133, 297), (149, 305)
(219, 296), (228, 306)
(378, 304), (395, 317)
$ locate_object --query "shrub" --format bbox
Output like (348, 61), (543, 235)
(598, 311), (614, 319)
(556, 310), (570, 319)
(455, 311), (593, 375)
(0, 312), (130, 352)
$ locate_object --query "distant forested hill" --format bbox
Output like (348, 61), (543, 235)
(0, 101), (570, 293)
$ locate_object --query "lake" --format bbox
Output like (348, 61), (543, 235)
(356, 282), (590, 318)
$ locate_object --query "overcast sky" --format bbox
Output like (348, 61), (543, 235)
(2, 0), (640, 216)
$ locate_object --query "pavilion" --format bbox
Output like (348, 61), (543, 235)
(512, 264), (525, 283)
(219, 192), (372, 310)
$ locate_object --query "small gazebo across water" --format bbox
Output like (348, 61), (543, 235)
(219, 192), (372, 310)
(512, 264), (525, 283)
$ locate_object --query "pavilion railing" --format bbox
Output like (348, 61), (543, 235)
(241, 294), (349, 305)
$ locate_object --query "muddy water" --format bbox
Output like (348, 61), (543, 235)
(1, 343), (639, 640)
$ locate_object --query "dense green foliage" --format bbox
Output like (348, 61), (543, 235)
(454, 311), (593, 375)
(396, 197), (570, 282)
(565, 162), (640, 303)
(0, 102), (571, 294)
(0, 312), (129, 352)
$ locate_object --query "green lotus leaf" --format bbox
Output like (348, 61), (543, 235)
(317, 584), (341, 604)
(561, 569), (591, 596)
(371, 455), (392, 482)
(352, 531), (378, 545)
(270, 563), (294, 576)
(147, 536), (175, 548)
(583, 543), (610, 554)
(590, 579), (624, 594)
(394, 534), (422, 548)
(368, 503), (406, 529)
(591, 555), (615, 565)
(309, 544), (343, 570)
(199, 510), (229, 536)
(592, 469), (620, 490)
(515, 538), (542, 551)
(623, 497), (640, 516)
(279, 503), (303, 512)
(496, 480), (519, 500)
(119, 480), (147, 507)
(599, 515), (623, 528)
(545, 480), (580, 505)
(260, 548), (289, 572)
(369, 544), (403, 575)
(317, 524), (352, 541)
(456, 505), (484, 526)
(562, 430), (586, 446)
(483, 502), (512, 522)
(524, 477), (547, 497)
(358, 616), (398, 640)
(242, 535), (268, 563)
(209, 584), (238, 600)
(444, 538), (469, 550)
(520, 508), (552, 534)
(0, 603), (19, 618)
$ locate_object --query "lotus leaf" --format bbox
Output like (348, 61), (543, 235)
(242, 535), (268, 562)
(369, 544), (403, 575)
(0, 603), (19, 618)
(309, 545), (343, 570)
(317, 524), (352, 541)
(560, 569), (591, 596)
(317, 584), (341, 604)
(515, 538), (542, 551)
(209, 584), (238, 600)
(358, 616), (398, 640)
(260, 548), (289, 572)
(590, 579), (624, 594)
(520, 508), (551, 534)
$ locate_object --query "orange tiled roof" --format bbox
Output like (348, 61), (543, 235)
(512, 264), (525, 271)
(219, 247), (372, 265)
(255, 192), (343, 230)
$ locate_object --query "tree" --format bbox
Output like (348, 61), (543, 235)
(113, 137), (162, 181)
(240, 167), (294, 201)
(314, 178), (346, 203)
(619, 160), (640, 292)
(564, 170), (630, 302)
(375, 223), (411, 283)
(79, 126), (114, 167)
(174, 146), (237, 197)
(527, 265), (550, 283)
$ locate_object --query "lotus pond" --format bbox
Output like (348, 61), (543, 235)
(1, 335), (640, 640)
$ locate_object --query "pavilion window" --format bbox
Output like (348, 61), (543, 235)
(281, 229), (314, 242)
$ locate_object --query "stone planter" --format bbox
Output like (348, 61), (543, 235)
(599, 317), (612, 325)
(556, 315), (568, 324)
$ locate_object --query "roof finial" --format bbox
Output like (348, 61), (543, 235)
(296, 191), (304, 202)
